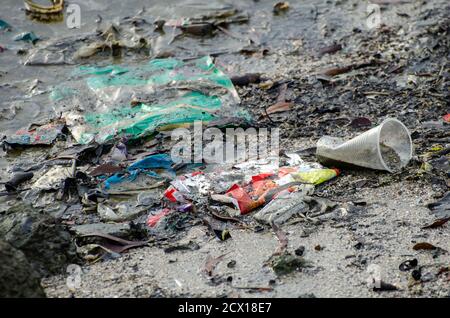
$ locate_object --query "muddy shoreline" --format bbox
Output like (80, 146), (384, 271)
(0, 0), (449, 298)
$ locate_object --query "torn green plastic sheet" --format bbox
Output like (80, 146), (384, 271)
(52, 56), (248, 144)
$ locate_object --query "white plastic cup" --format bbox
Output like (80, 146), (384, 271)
(316, 118), (413, 173)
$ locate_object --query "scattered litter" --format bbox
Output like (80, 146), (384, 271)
(273, 2), (290, 14)
(14, 32), (40, 44)
(4, 172), (34, 192)
(0, 0), (447, 298)
(147, 208), (172, 228)
(24, 0), (65, 15)
(33, 166), (74, 190)
(316, 118), (412, 172)
(3, 122), (66, 148)
(0, 19), (11, 31)
(76, 232), (149, 259)
(443, 114), (450, 123)
(52, 56), (246, 144)
(272, 223), (288, 256)
(103, 153), (174, 189)
(411, 269), (421, 281)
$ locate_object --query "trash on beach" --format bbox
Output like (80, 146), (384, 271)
(163, 156), (338, 222)
(444, 114), (450, 123)
(14, 32), (40, 44)
(2, 121), (66, 148)
(103, 153), (174, 189)
(24, 0), (65, 15)
(316, 118), (413, 173)
(32, 166), (75, 190)
(253, 186), (314, 225)
(225, 166), (338, 216)
(52, 56), (246, 144)
(75, 232), (149, 261)
(0, 19), (11, 31)
(4, 172), (34, 192)
(147, 208), (172, 228)
(273, 2), (290, 15)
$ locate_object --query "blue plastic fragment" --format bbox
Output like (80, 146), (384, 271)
(14, 32), (39, 44)
(103, 153), (174, 189)
(128, 153), (173, 170)
(0, 19), (11, 30)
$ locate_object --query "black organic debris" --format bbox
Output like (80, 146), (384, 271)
(399, 259), (418, 271)
(4, 172), (34, 192)
(270, 252), (311, 276)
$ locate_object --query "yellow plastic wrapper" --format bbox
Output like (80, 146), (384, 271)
(292, 168), (340, 185)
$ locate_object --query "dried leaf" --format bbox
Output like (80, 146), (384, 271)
(318, 44), (342, 56)
(203, 253), (227, 276)
(90, 163), (123, 176)
(266, 101), (293, 115)
(350, 117), (372, 129)
(321, 65), (352, 77)
(231, 73), (261, 86)
(422, 217), (450, 229)
(272, 223), (288, 256)
(80, 232), (149, 254)
(276, 83), (289, 103)
(413, 242), (437, 250)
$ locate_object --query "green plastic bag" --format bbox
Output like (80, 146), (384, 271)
(52, 56), (247, 144)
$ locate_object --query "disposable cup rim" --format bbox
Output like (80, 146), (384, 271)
(376, 118), (413, 172)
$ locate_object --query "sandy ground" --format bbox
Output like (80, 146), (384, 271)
(42, 182), (449, 298)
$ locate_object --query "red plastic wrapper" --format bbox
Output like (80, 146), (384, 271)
(226, 173), (280, 214)
(147, 208), (171, 227)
